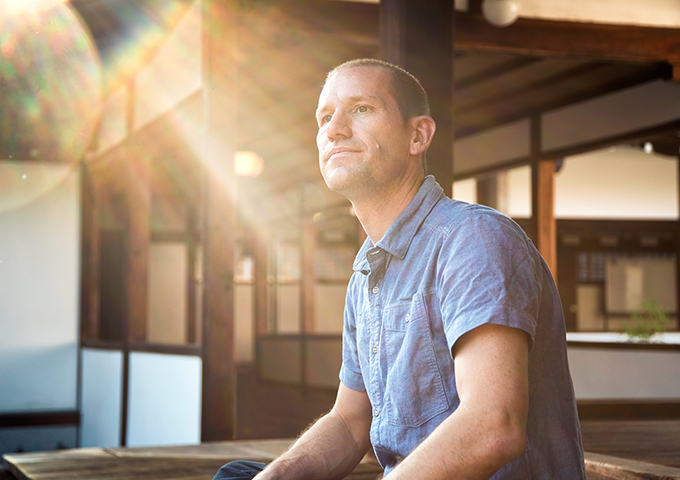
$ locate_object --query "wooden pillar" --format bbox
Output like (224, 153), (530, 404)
(125, 150), (150, 343)
(253, 226), (269, 336)
(186, 208), (198, 344)
(531, 159), (557, 281)
(82, 162), (100, 340)
(300, 222), (316, 334)
(380, 0), (454, 197)
(124, 81), (150, 344)
(676, 154), (680, 330)
(201, 0), (238, 442)
(476, 174), (498, 209)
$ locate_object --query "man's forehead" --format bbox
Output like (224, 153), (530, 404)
(318, 67), (392, 105)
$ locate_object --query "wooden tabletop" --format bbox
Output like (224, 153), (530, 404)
(2, 439), (383, 480)
(581, 419), (680, 469)
(5, 423), (680, 480)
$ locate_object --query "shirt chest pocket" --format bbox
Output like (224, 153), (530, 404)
(383, 292), (449, 427)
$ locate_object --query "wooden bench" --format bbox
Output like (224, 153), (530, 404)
(2, 439), (382, 480)
(585, 452), (680, 480)
(4, 432), (680, 480)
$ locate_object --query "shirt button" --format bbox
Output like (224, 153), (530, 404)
(372, 345), (378, 354)
(372, 285), (379, 294)
(405, 313), (410, 323)
(374, 408), (379, 417)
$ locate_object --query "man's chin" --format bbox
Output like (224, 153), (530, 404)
(323, 174), (354, 196)
(322, 166), (369, 196)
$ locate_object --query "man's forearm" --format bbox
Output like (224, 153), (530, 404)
(255, 406), (370, 479)
(384, 402), (526, 480)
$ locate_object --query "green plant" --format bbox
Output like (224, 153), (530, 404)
(625, 298), (668, 342)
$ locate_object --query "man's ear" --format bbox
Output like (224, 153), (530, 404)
(409, 115), (437, 156)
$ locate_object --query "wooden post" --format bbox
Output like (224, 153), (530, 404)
(476, 174), (498, 209)
(186, 208), (198, 344)
(253, 226), (269, 336)
(81, 163), (100, 340)
(124, 81), (150, 344)
(300, 222), (316, 334)
(676, 154), (680, 330)
(201, 0), (238, 442)
(380, 0), (455, 197)
(531, 159), (557, 281)
(125, 141), (150, 343)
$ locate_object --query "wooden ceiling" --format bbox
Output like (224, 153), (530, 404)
(71, 0), (680, 203)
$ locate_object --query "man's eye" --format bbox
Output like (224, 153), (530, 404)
(321, 114), (332, 125)
(357, 105), (368, 113)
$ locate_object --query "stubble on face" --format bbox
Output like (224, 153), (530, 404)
(316, 67), (411, 202)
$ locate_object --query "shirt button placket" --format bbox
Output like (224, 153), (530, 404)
(366, 253), (383, 445)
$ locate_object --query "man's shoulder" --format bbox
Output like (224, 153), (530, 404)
(424, 198), (524, 238)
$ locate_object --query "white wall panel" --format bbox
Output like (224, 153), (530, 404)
(568, 346), (680, 399)
(555, 147), (678, 219)
(127, 352), (202, 447)
(148, 243), (187, 344)
(0, 162), (80, 412)
(543, 81), (680, 152)
(80, 348), (123, 448)
(454, 119), (530, 176)
(276, 284), (301, 334)
(314, 284), (346, 334)
(235, 283), (254, 363)
(452, 178), (477, 204)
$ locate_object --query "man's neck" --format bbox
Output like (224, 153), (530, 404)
(353, 176), (424, 244)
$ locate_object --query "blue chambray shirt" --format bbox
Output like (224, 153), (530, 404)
(339, 176), (585, 479)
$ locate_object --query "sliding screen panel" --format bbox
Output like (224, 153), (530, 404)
(0, 162), (80, 413)
(126, 352), (202, 447)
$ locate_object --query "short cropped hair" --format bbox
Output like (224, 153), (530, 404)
(325, 58), (430, 126)
(325, 59), (432, 172)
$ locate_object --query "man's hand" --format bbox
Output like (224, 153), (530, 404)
(254, 383), (373, 479)
(388, 323), (529, 480)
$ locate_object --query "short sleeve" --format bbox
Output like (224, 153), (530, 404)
(437, 210), (540, 352)
(339, 273), (366, 392)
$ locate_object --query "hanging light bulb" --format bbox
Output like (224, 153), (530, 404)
(234, 151), (264, 177)
(482, 0), (520, 27)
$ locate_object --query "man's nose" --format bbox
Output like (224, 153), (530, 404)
(325, 111), (352, 139)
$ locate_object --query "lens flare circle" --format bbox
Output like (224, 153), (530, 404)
(0, 2), (102, 213)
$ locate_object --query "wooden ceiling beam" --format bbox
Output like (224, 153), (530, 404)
(454, 56), (542, 90)
(455, 12), (680, 75)
(289, 2), (679, 74)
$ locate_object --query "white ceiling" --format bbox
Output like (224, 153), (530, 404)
(333, 0), (680, 28)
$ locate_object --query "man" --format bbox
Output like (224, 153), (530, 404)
(214, 58), (586, 479)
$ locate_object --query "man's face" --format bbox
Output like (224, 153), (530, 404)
(316, 66), (413, 200)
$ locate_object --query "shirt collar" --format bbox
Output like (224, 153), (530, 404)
(353, 176), (444, 272)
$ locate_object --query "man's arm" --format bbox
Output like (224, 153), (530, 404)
(388, 323), (530, 480)
(255, 382), (373, 479)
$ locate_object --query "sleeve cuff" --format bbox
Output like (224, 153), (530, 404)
(445, 305), (536, 354)
(339, 364), (366, 392)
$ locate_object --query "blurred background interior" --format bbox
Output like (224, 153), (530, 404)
(1, 0), (680, 474)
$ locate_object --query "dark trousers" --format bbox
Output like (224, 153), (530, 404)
(212, 460), (268, 480)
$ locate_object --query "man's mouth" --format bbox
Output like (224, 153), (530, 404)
(327, 147), (359, 161)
